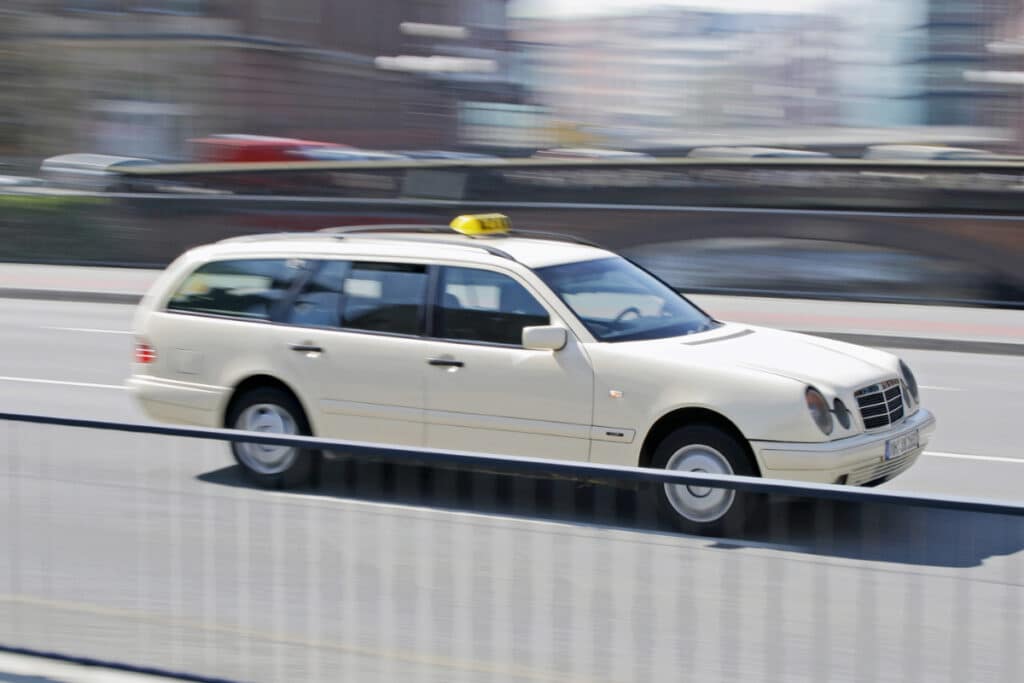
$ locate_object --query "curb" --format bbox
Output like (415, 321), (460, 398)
(2, 287), (1022, 356)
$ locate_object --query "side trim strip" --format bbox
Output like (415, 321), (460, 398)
(425, 409), (590, 439)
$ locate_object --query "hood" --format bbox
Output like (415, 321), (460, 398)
(626, 322), (898, 392)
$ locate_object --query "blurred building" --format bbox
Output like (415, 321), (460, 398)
(515, 8), (843, 144)
(832, 1), (926, 127)
(984, 1), (1024, 147)
(836, 0), (1018, 130)
(920, 0), (1018, 126)
(515, 1), (1022, 147)
(1, 0), (521, 161)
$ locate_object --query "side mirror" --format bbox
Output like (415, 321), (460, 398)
(522, 325), (567, 351)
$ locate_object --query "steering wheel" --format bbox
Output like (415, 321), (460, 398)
(611, 306), (642, 325)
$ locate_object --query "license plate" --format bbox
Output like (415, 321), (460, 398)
(885, 430), (919, 461)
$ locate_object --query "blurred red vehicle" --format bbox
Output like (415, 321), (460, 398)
(189, 135), (350, 163)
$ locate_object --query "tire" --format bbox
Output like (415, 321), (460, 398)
(226, 386), (317, 489)
(650, 424), (761, 536)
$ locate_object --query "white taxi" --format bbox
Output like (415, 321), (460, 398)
(128, 214), (935, 533)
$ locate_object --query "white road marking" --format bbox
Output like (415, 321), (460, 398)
(920, 385), (962, 392)
(0, 375), (125, 391)
(924, 450), (1022, 464)
(44, 326), (132, 335)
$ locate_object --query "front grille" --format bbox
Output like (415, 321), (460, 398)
(855, 378), (905, 430)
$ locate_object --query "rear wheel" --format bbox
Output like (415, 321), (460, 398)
(226, 386), (317, 488)
(651, 424), (761, 536)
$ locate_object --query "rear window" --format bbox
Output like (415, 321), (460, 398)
(167, 258), (306, 319)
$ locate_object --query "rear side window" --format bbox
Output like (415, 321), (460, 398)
(340, 262), (427, 335)
(167, 258), (305, 320)
(436, 266), (549, 345)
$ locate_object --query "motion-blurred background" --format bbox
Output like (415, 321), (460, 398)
(4, 0), (1024, 304)
(4, 5), (1024, 682)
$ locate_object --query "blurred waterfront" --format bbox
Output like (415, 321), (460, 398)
(625, 238), (1015, 304)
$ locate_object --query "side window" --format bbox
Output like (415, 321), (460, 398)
(167, 258), (305, 320)
(436, 267), (550, 345)
(285, 260), (349, 327)
(340, 262), (427, 335)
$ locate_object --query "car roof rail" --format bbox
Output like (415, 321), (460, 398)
(319, 224), (460, 236)
(318, 225), (517, 261)
(507, 229), (604, 249)
(219, 224), (602, 261)
(320, 224), (602, 247)
(218, 231), (337, 244)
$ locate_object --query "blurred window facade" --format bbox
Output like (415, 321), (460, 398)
(4, 0), (522, 161)
(5, 0), (1024, 159)
(513, 0), (1022, 148)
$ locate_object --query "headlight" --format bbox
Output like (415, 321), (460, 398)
(833, 398), (852, 430)
(899, 360), (919, 403)
(805, 387), (834, 435)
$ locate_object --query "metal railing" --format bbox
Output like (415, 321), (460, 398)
(2, 411), (1023, 682)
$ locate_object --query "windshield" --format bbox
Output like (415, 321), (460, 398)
(536, 257), (719, 342)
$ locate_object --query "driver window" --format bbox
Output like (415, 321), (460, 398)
(436, 267), (549, 345)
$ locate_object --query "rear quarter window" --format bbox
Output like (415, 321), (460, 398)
(166, 258), (306, 320)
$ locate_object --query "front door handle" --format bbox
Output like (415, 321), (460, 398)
(290, 343), (323, 353)
(427, 357), (464, 368)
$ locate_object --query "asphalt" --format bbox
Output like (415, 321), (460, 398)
(0, 291), (1023, 681)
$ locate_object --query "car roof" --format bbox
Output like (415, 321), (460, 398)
(203, 226), (614, 270)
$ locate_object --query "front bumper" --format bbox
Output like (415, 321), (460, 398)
(752, 408), (936, 485)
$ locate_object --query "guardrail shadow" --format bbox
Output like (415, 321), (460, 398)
(741, 496), (1024, 569)
(197, 458), (1024, 570)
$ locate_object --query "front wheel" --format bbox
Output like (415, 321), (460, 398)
(651, 424), (761, 536)
(226, 387), (317, 488)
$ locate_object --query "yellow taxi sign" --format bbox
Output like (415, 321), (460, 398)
(450, 213), (510, 236)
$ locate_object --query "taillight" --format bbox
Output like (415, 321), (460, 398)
(135, 340), (156, 364)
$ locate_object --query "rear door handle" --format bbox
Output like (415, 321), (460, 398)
(427, 358), (464, 367)
(290, 343), (323, 353)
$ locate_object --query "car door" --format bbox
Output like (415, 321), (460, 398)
(423, 265), (595, 460)
(277, 259), (429, 447)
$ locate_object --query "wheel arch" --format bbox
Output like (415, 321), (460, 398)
(638, 406), (761, 475)
(223, 374), (316, 433)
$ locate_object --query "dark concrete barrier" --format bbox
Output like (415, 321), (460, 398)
(3, 193), (1016, 294)
(7, 157), (1024, 303)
